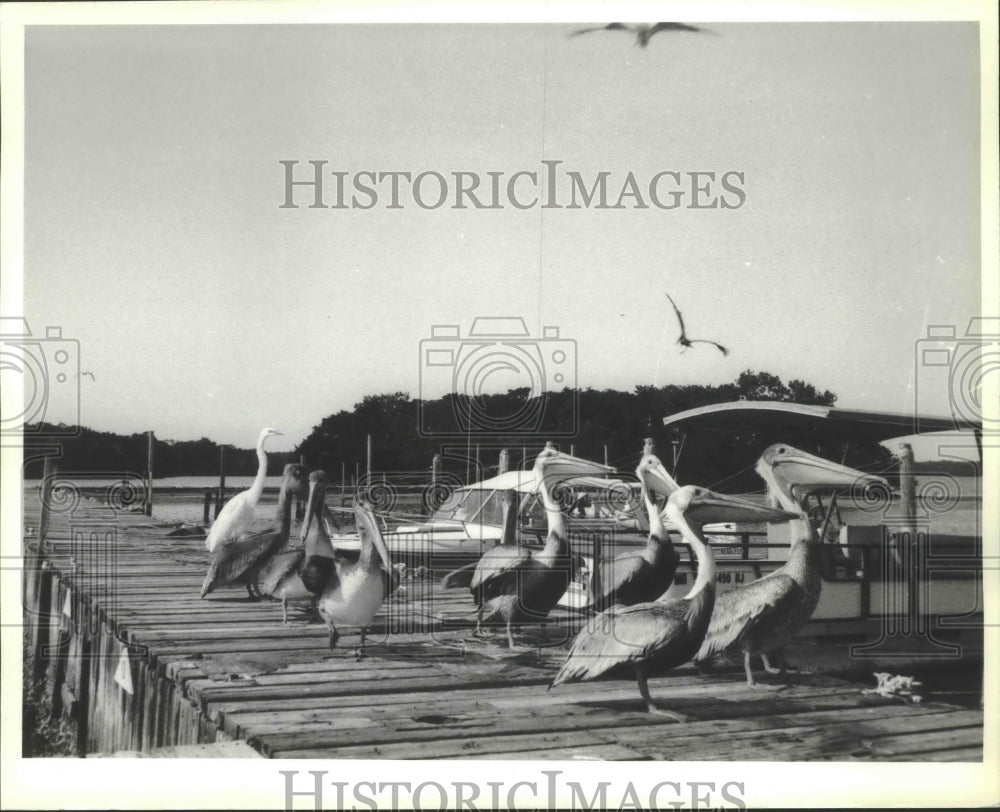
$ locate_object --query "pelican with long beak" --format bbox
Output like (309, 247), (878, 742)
(301, 471), (399, 653)
(589, 447), (680, 612)
(470, 444), (615, 649)
(206, 427), (283, 552)
(551, 486), (797, 717)
(695, 445), (889, 687)
(200, 463), (309, 600)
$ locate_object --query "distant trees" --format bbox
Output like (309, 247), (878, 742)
(21, 425), (295, 478)
(23, 370), (898, 492)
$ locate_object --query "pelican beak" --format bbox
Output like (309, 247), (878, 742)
(354, 503), (393, 570)
(641, 459), (679, 499)
(761, 445), (889, 492)
(675, 486), (799, 526)
(300, 473), (326, 541)
(536, 450), (616, 492)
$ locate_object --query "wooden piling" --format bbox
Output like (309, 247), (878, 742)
(144, 431), (155, 516)
(215, 445), (227, 519)
(203, 492), (212, 524)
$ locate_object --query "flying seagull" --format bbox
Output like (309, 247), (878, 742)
(665, 293), (728, 356)
(81, 371), (96, 382)
(570, 22), (712, 47)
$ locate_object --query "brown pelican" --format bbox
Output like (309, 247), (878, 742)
(695, 445), (889, 687)
(551, 486), (797, 717)
(470, 445), (615, 649)
(570, 22), (712, 47)
(206, 427), (284, 552)
(300, 471), (399, 653)
(665, 293), (728, 356)
(200, 463), (309, 600)
(589, 449), (680, 612)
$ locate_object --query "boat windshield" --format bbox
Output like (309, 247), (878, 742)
(432, 489), (506, 525)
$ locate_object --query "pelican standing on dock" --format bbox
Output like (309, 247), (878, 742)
(300, 471), (399, 653)
(206, 427), (283, 552)
(589, 446), (680, 612)
(470, 444), (615, 649)
(200, 463), (309, 600)
(551, 486), (797, 717)
(695, 445), (889, 687)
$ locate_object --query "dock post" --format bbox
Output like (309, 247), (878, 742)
(431, 453), (441, 485)
(898, 442), (917, 619)
(296, 454), (305, 519)
(366, 435), (372, 478)
(144, 431), (155, 516)
(37, 456), (56, 552)
(497, 449), (509, 475)
(603, 444), (608, 466)
(215, 445), (227, 519)
(203, 492), (212, 524)
(898, 442), (916, 532)
(341, 461), (346, 498)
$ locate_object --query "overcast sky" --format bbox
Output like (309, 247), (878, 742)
(21, 22), (982, 451)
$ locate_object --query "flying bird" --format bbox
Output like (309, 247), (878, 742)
(665, 293), (729, 356)
(80, 372), (95, 381)
(570, 22), (711, 47)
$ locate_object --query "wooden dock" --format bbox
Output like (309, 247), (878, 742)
(22, 490), (983, 761)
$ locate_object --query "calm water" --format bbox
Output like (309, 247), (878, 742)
(23, 475), (982, 535)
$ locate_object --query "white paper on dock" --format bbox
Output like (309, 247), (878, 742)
(113, 646), (133, 695)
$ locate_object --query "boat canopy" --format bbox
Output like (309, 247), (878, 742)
(661, 401), (978, 444)
(457, 469), (629, 494)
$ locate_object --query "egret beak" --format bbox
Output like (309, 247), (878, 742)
(759, 445), (889, 492)
(671, 485), (799, 526)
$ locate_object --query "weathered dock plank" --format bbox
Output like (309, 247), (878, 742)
(22, 493), (984, 761)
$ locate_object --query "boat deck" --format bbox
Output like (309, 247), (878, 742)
(22, 493), (983, 761)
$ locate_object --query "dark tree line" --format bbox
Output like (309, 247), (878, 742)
(22, 426), (296, 479)
(24, 370), (900, 491)
(295, 370), (896, 493)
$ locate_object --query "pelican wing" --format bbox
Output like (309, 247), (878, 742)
(665, 293), (687, 336)
(570, 22), (628, 37)
(591, 553), (647, 608)
(259, 547), (304, 596)
(470, 545), (532, 603)
(201, 530), (281, 597)
(552, 600), (690, 685)
(649, 22), (705, 34)
(592, 541), (679, 610)
(696, 572), (798, 660)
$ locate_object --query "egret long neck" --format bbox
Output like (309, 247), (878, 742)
(673, 514), (715, 600)
(247, 434), (269, 503)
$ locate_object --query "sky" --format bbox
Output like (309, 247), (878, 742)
(17, 21), (985, 453)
